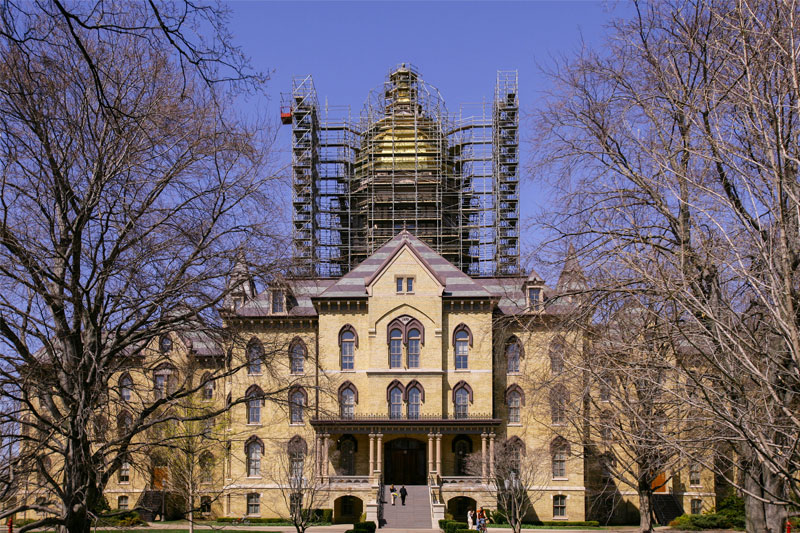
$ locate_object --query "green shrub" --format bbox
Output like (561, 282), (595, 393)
(447, 521), (469, 533)
(492, 510), (508, 524)
(540, 521), (600, 527)
(457, 529), (474, 533)
(439, 519), (452, 530)
(669, 513), (734, 530)
(445, 513), (454, 521)
(359, 513), (367, 523)
(354, 520), (377, 533)
(216, 517), (292, 524)
(311, 508), (333, 523)
(345, 529), (357, 533)
(96, 511), (144, 527)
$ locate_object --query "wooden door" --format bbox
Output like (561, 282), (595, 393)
(651, 472), (667, 493)
(152, 467), (168, 490)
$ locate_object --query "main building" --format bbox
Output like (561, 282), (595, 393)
(15, 65), (716, 527)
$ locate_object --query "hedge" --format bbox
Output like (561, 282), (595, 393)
(354, 520), (377, 533)
(446, 521), (469, 533)
(216, 517), (292, 524)
(669, 513), (737, 530)
(439, 519), (452, 530)
(486, 521), (601, 528)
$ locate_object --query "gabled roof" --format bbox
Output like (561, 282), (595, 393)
(318, 231), (492, 299)
(234, 279), (336, 317)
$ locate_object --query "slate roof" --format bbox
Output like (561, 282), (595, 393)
(317, 231), (492, 299)
(230, 231), (583, 317)
(234, 279), (336, 318)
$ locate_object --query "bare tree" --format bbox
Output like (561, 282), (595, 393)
(535, 1), (800, 532)
(0, 2), (284, 533)
(268, 437), (329, 533)
(466, 439), (550, 533)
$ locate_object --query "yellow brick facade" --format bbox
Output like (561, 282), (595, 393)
(18, 232), (716, 526)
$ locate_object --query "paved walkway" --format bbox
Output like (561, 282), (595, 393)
(381, 485), (432, 529)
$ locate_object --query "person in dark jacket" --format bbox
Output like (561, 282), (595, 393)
(399, 485), (408, 505)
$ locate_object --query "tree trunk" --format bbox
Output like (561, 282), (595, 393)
(637, 483), (654, 533)
(743, 459), (788, 533)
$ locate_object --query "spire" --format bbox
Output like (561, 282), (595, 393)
(555, 243), (587, 306)
(224, 253), (256, 311)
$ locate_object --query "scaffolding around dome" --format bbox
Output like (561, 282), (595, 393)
(282, 64), (519, 278)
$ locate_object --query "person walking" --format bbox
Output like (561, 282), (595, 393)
(467, 509), (475, 530)
(399, 485), (408, 505)
(389, 484), (398, 505)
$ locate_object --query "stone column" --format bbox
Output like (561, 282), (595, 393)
(322, 433), (330, 478)
(481, 432), (488, 480)
(488, 433), (496, 479)
(427, 433), (435, 475)
(315, 434), (322, 477)
(435, 433), (442, 475)
(376, 433), (383, 477)
(368, 433), (375, 478)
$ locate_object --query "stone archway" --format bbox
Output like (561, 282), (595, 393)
(448, 496), (477, 523)
(334, 496), (363, 523)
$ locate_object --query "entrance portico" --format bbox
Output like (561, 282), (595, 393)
(310, 415), (501, 483)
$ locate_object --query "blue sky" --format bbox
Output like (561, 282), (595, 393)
(227, 1), (629, 265)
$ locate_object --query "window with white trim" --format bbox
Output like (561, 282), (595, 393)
(455, 330), (469, 370)
(407, 387), (421, 420)
(407, 328), (420, 368)
(247, 493), (260, 515)
(118, 496), (129, 510)
(553, 495), (567, 517)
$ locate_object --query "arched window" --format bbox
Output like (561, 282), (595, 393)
(287, 436), (307, 481)
(246, 385), (264, 424)
(119, 374), (133, 402)
(550, 339), (565, 375)
(504, 436), (526, 474)
(455, 329), (470, 370)
(247, 339), (263, 375)
(94, 415), (107, 443)
(455, 388), (469, 419)
(200, 452), (214, 483)
(201, 373), (214, 400)
(389, 329), (403, 368)
(245, 437), (263, 477)
(389, 386), (403, 419)
(599, 409), (614, 442)
(551, 437), (570, 478)
(407, 386), (421, 419)
(452, 381), (473, 419)
(340, 329), (356, 370)
(407, 328), (421, 368)
(452, 435), (473, 475)
(159, 335), (173, 353)
(118, 456), (131, 483)
(153, 363), (176, 400)
(508, 390), (522, 424)
(117, 411), (132, 438)
(506, 337), (522, 374)
(340, 387), (356, 419)
(289, 388), (306, 424)
(550, 385), (569, 425)
(338, 435), (357, 475)
(289, 339), (306, 375)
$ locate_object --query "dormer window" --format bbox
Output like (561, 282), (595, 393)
(396, 276), (414, 294)
(271, 290), (285, 313)
(528, 287), (542, 311)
